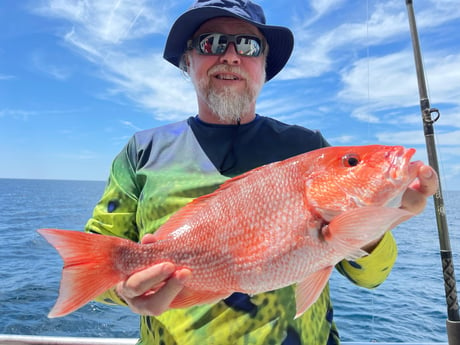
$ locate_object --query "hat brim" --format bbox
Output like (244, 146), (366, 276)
(163, 7), (294, 82)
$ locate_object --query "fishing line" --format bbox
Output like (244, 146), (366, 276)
(365, 0), (378, 340)
(365, 0), (372, 143)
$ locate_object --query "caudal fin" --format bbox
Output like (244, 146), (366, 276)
(38, 229), (131, 318)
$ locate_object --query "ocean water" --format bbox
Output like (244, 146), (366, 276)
(0, 178), (458, 343)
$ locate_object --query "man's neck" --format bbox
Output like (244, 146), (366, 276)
(197, 113), (255, 125)
(197, 105), (256, 125)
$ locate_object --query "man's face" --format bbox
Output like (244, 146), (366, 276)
(187, 17), (266, 122)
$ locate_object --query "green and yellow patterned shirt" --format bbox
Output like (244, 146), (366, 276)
(85, 116), (398, 345)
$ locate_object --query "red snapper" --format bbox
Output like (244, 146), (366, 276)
(38, 145), (421, 318)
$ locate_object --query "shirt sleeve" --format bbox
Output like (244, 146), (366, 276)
(335, 231), (398, 288)
(84, 137), (140, 305)
(85, 137), (141, 241)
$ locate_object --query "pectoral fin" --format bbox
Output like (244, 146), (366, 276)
(323, 207), (413, 260)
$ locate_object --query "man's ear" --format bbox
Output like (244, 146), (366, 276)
(181, 53), (190, 73)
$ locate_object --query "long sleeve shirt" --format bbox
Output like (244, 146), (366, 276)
(85, 115), (398, 345)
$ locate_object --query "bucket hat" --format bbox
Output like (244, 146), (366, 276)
(163, 0), (294, 81)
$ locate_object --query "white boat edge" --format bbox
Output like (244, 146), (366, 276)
(0, 335), (448, 345)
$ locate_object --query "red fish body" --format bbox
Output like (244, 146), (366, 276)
(39, 145), (421, 318)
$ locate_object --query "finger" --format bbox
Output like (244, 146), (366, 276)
(400, 188), (427, 215)
(416, 165), (439, 197)
(130, 268), (192, 316)
(141, 234), (157, 244)
(119, 262), (176, 299)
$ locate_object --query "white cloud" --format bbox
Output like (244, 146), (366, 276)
(414, 0), (460, 28)
(120, 120), (142, 132)
(432, 130), (460, 146)
(376, 130), (426, 146)
(35, 0), (171, 44)
(422, 54), (460, 105)
(306, 0), (346, 24)
(310, 0), (344, 15)
(30, 1), (460, 132)
(435, 107), (460, 128)
(349, 109), (381, 124)
(329, 135), (355, 144)
(30, 51), (72, 80)
(0, 108), (85, 120)
(338, 51), (460, 125)
(99, 52), (197, 120)
(282, 1), (408, 80)
(282, 0), (460, 83)
(0, 109), (38, 119)
(32, 0), (196, 120)
(339, 51), (418, 107)
(376, 129), (460, 147)
(0, 74), (15, 80)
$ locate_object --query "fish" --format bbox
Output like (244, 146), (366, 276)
(38, 145), (421, 319)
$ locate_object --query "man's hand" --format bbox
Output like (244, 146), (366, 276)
(361, 164), (438, 253)
(115, 235), (192, 316)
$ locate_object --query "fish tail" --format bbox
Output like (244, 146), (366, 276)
(38, 229), (130, 318)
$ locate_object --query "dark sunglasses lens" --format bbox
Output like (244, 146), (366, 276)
(236, 36), (262, 56)
(198, 34), (261, 57)
(199, 34), (224, 54)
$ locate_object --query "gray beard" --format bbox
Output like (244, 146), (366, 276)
(206, 86), (253, 123)
(190, 62), (266, 123)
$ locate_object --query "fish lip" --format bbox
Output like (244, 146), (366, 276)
(384, 147), (421, 208)
(401, 147), (422, 181)
(389, 147), (417, 181)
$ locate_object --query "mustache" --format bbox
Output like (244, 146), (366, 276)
(207, 65), (249, 80)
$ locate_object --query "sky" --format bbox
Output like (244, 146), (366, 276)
(1, 0), (459, 190)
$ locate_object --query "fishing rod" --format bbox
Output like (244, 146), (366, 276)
(405, 1), (460, 344)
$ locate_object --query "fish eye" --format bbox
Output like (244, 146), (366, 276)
(342, 153), (360, 167)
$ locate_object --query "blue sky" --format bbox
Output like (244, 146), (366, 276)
(1, 0), (459, 190)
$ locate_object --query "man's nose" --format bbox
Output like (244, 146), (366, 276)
(219, 43), (241, 65)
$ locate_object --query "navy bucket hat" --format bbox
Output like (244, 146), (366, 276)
(163, 0), (294, 82)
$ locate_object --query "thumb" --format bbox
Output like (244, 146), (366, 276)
(141, 234), (157, 244)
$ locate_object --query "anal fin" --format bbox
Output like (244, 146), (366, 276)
(170, 287), (231, 309)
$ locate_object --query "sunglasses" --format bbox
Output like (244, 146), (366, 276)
(187, 33), (265, 57)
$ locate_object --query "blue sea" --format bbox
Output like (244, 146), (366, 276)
(0, 178), (458, 343)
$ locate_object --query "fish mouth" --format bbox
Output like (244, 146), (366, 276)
(389, 147), (418, 181)
(404, 148), (424, 181)
(385, 146), (422, 207)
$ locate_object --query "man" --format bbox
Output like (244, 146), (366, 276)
(85, 1), (438, 344)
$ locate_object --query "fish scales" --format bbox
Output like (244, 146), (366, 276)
(38, 145), (421, 318)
